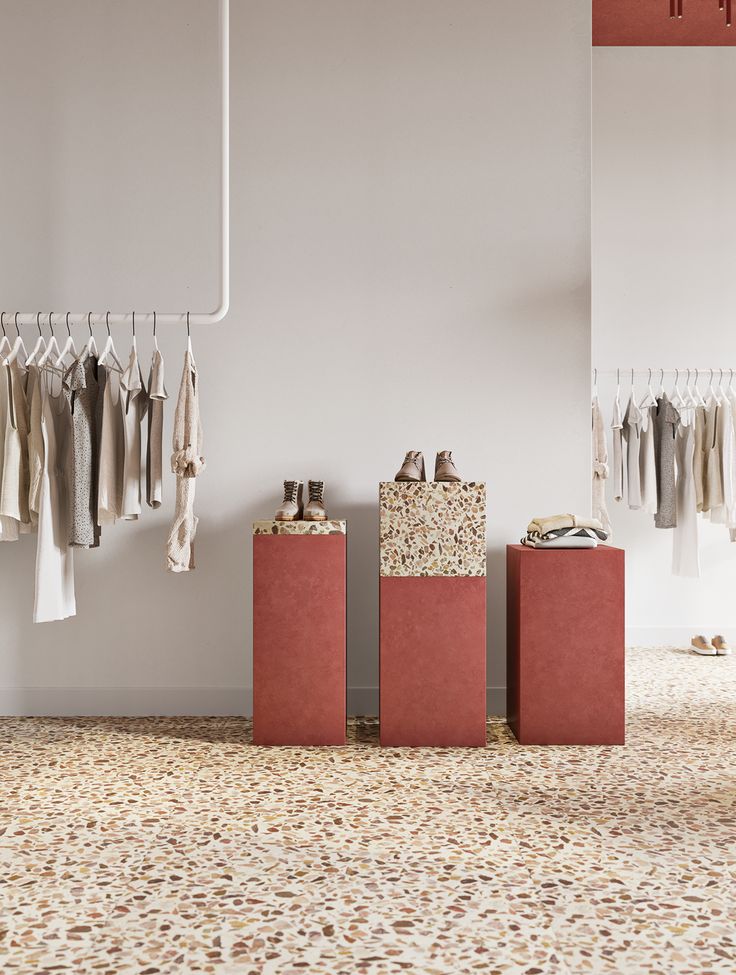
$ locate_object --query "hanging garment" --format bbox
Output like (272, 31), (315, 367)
(701, 401), (723, 515)
(639, 405), (658, 515)
(167, 350), (204, 572)
(692, 405), (706, 513)
(611, 395), (624, 502)
(26, 364), (44, 527)
(591, 396), (611, 536)
(8, 358), (31, 531)
(34, 385), (75, 623)
(708, 397), (734, 526)
(653, 394), (680, 529)
(622, 395), (643, 510)
(63, 351), (100, 548)
(146, 348), (168, 508)
(120, 347), (148, 521)
(672, 413), (700, 578)
(0, 361), (23, 540)
(97, 365), (125, 525)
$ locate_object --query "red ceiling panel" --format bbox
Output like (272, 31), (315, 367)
(594, 0), (736, 45)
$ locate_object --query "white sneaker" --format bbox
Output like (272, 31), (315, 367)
(712, 635), (732, 656)
(691, 635), (717, 656)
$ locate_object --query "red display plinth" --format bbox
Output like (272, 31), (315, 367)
(380, 577), (487, 747)
(253, 530), (346, 745)
(506, 544), (625, 745)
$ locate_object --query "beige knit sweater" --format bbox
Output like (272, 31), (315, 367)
(166, 351), (205, 572)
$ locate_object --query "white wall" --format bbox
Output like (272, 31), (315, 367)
(593, 47), (736, 645)
(0, 0), (590, 715)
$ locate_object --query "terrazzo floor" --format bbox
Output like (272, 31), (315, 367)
(2, 646), (735, 975)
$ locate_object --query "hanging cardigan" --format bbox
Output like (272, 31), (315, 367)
(592, 396), (612, 537)
(166, 350), (204, 572)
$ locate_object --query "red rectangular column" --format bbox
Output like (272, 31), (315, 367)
(253, 531), (346, 745)
(380, 577), (487, 747)
(507, 544), (625, 745)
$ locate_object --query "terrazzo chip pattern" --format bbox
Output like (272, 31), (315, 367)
(2, 646), (735, 974)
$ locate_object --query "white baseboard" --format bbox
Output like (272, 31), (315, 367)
(0, 686), (508, 718)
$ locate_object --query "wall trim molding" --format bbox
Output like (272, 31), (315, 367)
(625, 628), (710, 648)
(0, 686), (508, 718)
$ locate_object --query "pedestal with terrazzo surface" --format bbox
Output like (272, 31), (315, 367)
(252, 520), (346, 745)
(379, 482), (487, 746)
(506, 543), (625, 745)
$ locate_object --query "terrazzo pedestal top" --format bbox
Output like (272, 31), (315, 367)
(253, 519), (346, 535)
(380, 481), (486, 576)
(2, 647), (734, 975)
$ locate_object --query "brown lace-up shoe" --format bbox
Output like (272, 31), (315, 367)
(304, 480), (327, 521)
(395, 451), (426, 482)
(434, 450), (461, 482)
(275, 480), (304, 521)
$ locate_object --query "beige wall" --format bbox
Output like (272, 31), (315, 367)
(593, 47), (736, 645)
(0, 0), (590, 714)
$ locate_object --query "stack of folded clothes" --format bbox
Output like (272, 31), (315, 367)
(521, 514), (610, 549)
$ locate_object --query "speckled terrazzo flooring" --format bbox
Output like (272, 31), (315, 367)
(2, 646), (735, 975)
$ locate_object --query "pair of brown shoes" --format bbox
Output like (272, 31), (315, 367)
(275, 480), (327, 522)
(395, 450), (461, 483)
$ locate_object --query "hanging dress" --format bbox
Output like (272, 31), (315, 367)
(34, 383), (75, 623)
(0, 362), (21, 541)
(8, 357), (31, 531)
(26, 363), (44, 528)
(146, 348), (168, 508)
(167, 350), (204, 572)
(611, 395), (624, 503)
(701, 401), (723, 515)
(97, 364), (126, 526)
(672, 411), (700, 578)
(120, 347), (148, 521)
(653, 394), (679, 529)
(708, 396), (734, 526)
(639, 405), (658, 516)
(692, 405), (706, 513)
(63, 351), (100, 548)
(622, 394), (643, 510)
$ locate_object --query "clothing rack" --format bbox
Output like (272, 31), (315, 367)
(4, 0), (229, 330)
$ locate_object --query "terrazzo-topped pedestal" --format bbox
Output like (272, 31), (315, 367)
(252, 521), (346, 745)
(380, 482), (487, 747)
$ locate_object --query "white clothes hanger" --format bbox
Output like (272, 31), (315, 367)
(0, 313), (12, 358)
(657, 368), (666, 398)
(672, 368), (688, 410)
(98, 311), (124, 372)
(38, 313), (61, 369)
(153, 311), (159, 352)
(639, 368), (657, 409)
(629, 367), (638, 410)
(707, 367), (719, 404)
(6, 313), (28, 365)
(691, 368), (707, 408)
(25, 313), (47, 366)
(84, 312), (98, 357)
(54, 312), (78, 368)
(187, 311), (193, 359)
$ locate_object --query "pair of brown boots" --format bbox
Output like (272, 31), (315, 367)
(395, 450), (461, 483)
(275, 480), (327, 522)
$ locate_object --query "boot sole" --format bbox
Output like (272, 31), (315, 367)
(275, 514), (303, 521)
(304, 515), (328, 522)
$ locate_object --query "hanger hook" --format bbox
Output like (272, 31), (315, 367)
(186, 311), (191, 338)
(719, 368), (724, 385)
(14, 312), (20, 337)
(648, 367), (652, 385)
(87, 312), (93, 337)
(36, 312), (42, 337)
(674, 367), (679, 385)
(153, 310), (157, 337)
(710, 367), (714, 385)
(593, 367), (597, 386)
(132, 310), (136, 338)
(106, 311), (111, 337)
(0, 313), (5, 336)
(48, 312), (54, 336)
(616, 367), (620, 386)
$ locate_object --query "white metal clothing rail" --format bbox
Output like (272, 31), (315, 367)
(9, 0), (229, 330)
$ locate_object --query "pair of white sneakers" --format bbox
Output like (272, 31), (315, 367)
(691, 635), (732, 656)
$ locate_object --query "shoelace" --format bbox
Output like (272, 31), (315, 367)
(309, 481), (324, 502)
(283, 481), (299, 502)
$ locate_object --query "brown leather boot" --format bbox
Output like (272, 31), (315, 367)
(395, 451), (426, 482)
(304, 480), (327, 521)
(275, 480), (304, 520)
(434, 450), (461, 482)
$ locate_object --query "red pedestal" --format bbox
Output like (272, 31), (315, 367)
(506, 544), (625, 745)
(253, 534), (346, 745)
(380, 577), (487, 747)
